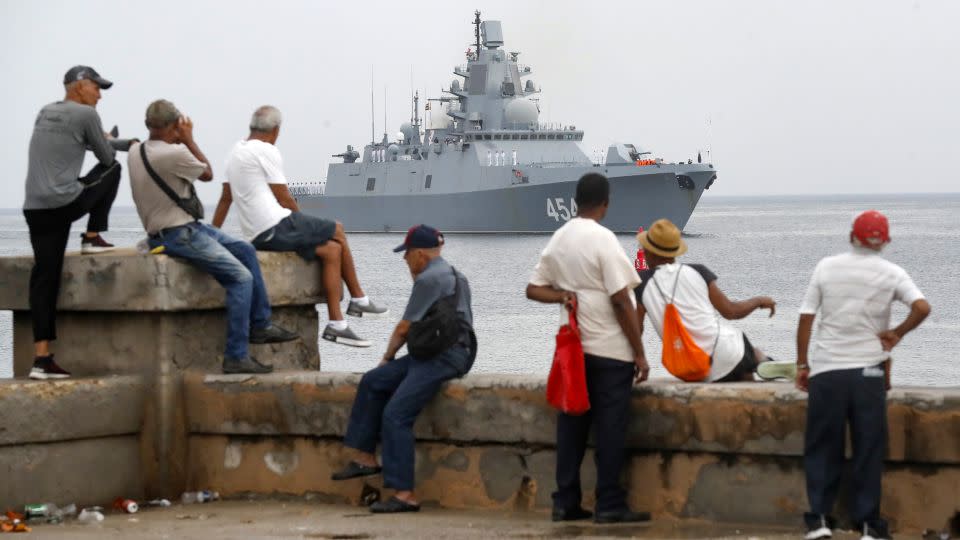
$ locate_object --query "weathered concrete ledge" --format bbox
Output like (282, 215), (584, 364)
(0, 376), (146, 509)
(0, 375), (145, 445)
(182, 373), (960, 532)
(0, 249), (326, 377)
(0, 248), (325, 311)
(185, 373), (960, 464)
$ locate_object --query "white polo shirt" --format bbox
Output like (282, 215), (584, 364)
(799, 247), (925, 377)
(636, 263), (745, 382)
(530, 217), (641, 363)
(224, 139), (292, 241)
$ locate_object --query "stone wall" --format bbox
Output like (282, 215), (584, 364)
(183, 373), (960, 533)
(0, 376), (145, 509)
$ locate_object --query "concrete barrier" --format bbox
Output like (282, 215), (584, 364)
(0, 376), (145, 508)
(0, 250), (329, 499)
(184, 373), (960, 533)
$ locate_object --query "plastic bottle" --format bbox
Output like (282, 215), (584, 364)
(181, 490), (220, 504)
(77, 508), (104, 524)
(145, 499), (172, 507)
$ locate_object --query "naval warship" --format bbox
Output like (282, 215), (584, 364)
(295, 12), (716, 233)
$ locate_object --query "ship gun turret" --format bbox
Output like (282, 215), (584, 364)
(333, 145), (360, 163)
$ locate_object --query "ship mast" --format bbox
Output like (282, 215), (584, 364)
(473, 10), (481, 55)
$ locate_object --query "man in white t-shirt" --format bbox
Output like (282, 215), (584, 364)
(634, 218), (779, 382)
(213, 106), (386, 348)
(797, 210), (930, 540)
(527, 173), (651, 524)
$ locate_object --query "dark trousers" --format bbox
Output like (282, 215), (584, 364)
(23, 162), (122, 342)
(343, 347), (470, 491)
(804, 365), (888, 530)
(553, 354), (635, 513)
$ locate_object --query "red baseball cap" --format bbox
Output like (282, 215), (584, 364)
(852, 210), (890, 246)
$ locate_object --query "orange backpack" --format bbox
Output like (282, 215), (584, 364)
(651, 266), (712, 382)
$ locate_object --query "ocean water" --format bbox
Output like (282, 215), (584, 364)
(2, 193), (958, 387)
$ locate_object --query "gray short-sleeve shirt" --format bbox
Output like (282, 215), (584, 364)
(402, 257), (473, 330)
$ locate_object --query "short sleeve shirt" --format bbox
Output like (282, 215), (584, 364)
(402, 256), (474, 330)
(635, 263), (745, 381)
(799, 247), (925, 377)
(128, 140), (206, 234)
(224, 140), (292, 241)
(529, 217), (640, 362)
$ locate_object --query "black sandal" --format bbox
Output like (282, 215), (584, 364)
(370, 496), (420, 513)
(331, 461), (382, 481)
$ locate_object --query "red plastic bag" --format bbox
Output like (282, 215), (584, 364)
(546, 299), (590, 415)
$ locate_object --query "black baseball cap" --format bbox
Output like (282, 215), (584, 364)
(393, 224), (444, 252)
(63, 65), (113, 89)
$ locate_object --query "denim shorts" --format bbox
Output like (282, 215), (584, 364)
(252, 212), (336, 261)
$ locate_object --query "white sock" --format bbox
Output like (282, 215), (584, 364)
(353, 296), (370, 307)
(329, 319), (348, 331)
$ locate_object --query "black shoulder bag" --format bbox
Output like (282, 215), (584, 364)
(139, 143), (205, 220)
(407, 267), (476, 370)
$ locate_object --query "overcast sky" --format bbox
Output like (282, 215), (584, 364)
(2, 0), (958, 208)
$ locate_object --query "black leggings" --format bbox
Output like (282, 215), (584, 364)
(23, 162), (122, 342)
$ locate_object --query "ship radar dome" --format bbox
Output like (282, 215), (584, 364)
(399, 122), (417, 141)
(387, 144), (401, 160)
(504, 98), (539, 127)
(451, 80), (461, 93)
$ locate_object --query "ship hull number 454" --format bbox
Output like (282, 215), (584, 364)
(546, 197), (578, 222)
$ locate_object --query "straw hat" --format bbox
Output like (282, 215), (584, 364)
(637, 218), (687, 258)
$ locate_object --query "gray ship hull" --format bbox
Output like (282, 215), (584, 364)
(297, 166), (712, 233)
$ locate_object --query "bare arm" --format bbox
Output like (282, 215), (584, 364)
(878, 298), (931, 351)
(796, 313), (815, 391)
(708, 281), (776, 320)
(636, 302), (647, 337)
(212, 184), (232, 228)
(177, 117), (213, 181)
(525, 284), (573, 305)
(269, 183), (300, 212)
(611, 287), (649, 383)
(382, 320), (412, 364)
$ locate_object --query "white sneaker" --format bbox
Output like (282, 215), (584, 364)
(346, 299), (389, 319)
(757, 360), (798, 381)
(322, 324), (372, 348)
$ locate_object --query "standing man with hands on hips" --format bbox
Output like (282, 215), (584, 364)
(797, 210), (930, 540)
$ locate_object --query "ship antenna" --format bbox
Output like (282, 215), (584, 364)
(370, 66), (375, 144)
(474, 10), (481, 55)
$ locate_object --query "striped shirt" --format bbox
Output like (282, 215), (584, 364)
(800, 247), (924, 377)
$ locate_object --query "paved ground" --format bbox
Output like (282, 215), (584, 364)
(11, 500), (877, 539)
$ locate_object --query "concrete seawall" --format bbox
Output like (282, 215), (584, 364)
(0, 250), (957, 534)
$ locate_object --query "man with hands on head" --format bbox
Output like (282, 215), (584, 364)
(526, 173), (651, 525)
(796, 210), (930, 540)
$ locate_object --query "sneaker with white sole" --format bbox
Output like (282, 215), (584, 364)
(804, 514), (834, 540)
(80, 233), (115, 254)
(322, 324), (372, 347)
(346, 299), (389, 319)
(29, 355), (71, 380)
(756, 360), (798, 381)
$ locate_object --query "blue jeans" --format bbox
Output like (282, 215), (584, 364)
(148, 222), (271, 360)
(343, 347), (470, 490)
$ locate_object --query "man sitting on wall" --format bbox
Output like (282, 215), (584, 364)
(331, 225), (476, 514)
(635, 218), (792, 382)
(212, 105), (386, 348)
(128, 99), (298, 374)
